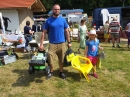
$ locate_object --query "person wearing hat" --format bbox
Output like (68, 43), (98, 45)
(77, 19), (88, 53)
(84, 29), (103, 78)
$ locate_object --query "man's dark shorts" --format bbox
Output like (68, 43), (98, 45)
(110, 33), (119, 39)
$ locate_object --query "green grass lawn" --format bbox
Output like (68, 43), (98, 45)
(0, 42), (130, 97)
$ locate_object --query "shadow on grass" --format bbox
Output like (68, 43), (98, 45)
(101, 45), (111, 47)
(11, 67), (85, 87)
(66, 71), (82, 82)
(12, 69), (46, 87)
(106, 47), (130, 51)
(73, 49), (85, 55)
(52, 69), (81, 82)
(19, 53), (33, 60)
(74, 51), (81, 55)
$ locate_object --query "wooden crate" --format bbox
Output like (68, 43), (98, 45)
(15, 48), (24, 52)
(96, 31), (105, 42)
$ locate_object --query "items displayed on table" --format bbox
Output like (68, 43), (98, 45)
(1, 34), (25, 48)
(0, 46), (17, 65)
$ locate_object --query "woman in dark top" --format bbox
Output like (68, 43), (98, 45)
(24, 21), (34, 52)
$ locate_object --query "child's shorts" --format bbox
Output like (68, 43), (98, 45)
(87, 56), (98, 65)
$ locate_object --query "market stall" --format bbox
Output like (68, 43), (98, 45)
(1, 34), (25, 47)
(0, 33), (26, 64)
(96, 31), (105, 42)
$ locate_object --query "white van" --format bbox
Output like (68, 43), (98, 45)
(67, 13), (88, 23)
(59, 13), (88, 24)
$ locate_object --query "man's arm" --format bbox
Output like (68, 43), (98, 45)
(39, 29), (47, 50)
(119, 24), (122, 31)
(29, 30), (34, 35)
(27, 27), (34, 35)
(124, 26), (128, 38)
(65, 28), (71, 43)
(40, 29), (47, 44)
(124, 26), (128, 32)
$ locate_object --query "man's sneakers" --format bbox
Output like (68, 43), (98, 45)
(59, 72), (66, 80)
(116, 44), (121, 48)
(112, 45), (115, 48)
(112, 45), (121, 48)
(46, 72), (53, 80)
(46, 72), (66, 80)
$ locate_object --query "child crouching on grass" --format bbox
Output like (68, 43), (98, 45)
(84, 29), (103, 78)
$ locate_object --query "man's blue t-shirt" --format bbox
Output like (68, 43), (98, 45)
(24, 26), (31, 35)
(43, 16), (68, 44)
(86, 39), (99, 57)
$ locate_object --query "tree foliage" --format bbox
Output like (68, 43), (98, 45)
(41, 0), (130, 16)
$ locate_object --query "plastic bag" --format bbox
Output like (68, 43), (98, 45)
(64, 48), (75, 67)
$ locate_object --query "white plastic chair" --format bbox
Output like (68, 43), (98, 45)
(72, 28), (78, 40)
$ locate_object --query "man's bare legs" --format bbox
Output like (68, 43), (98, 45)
(112, 38), (120, 48)
(112, 38), (115, 47)
(116, 38), (120, 47)
(50, 64), (53, 72)
(59, 61), (66, 79)
(46, 59), (66, 80)
(59, 61), (63, 72)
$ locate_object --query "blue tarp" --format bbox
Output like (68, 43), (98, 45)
(48, 9), (83, 14)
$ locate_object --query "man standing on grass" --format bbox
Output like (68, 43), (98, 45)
(108, 17), (122, 48)
(39, 4), (71, 80)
